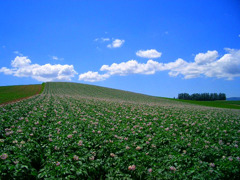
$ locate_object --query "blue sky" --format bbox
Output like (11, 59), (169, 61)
(0, 0), (240, 98)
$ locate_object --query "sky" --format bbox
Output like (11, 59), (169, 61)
(0, 0), (240, 98)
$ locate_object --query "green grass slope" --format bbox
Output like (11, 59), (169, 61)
(0, 84), (44, 105)
(43, 82), (174, 104)
(44, 82), (239, 109)
(166, 98), (240, 110)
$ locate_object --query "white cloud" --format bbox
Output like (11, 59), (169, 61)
(95, 37), (125, 48)
(78, 59), (176, 82)
(78, 48), (240, 82)
(100, 60), (164, 75)
(13, 51), (23, 56)
(0, 56), (77, 82)
(51, 56), (64, 61)
(168, 49), (240, 80)
(204, 48), (240, 80)
(107, 39), (125, 48)
(94, 37), (110, 42)
(52, 56), (59, 60)
(194, 50), (218, 65)
(136, 49), (162, 58)
(79, 71), (110, 82)
(0, 67), (14, 75)
(102, 38), (110, 42)
(11, 56), (31, 67)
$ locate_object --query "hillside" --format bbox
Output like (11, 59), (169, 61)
(44, 82), (240, 109)
(0, 82), (238, 109)
(227, 97), (240, 101)
(0, 84), (44, 105)
(168, 98), (240, 110)
(43, 82), (170, 104)
(0, 82), (240, 179)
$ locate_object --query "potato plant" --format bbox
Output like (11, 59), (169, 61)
(1, 82), (240, 179)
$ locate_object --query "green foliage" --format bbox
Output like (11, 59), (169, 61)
(169, 98), (240, 109)
(0, 82), (240, 179)
(0, 84), (42, 105)
(178, 93), (226, 101)
(40, 83), (46, 94)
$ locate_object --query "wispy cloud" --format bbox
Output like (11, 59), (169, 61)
(102, 38), (110, 42)
(51, 56), (64, 61)
(94, 37), (110, 42)
(78, 48), (240, 82)
(13, 51), (23, 56)
(107, 39), (125, 48)
(136, 49), (162, 58)
(0, 55), (77, 82)
(52, 56), (59, 60)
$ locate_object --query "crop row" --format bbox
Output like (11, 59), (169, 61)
(1, 83), (240, 179)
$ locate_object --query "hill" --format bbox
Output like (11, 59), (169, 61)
(167, 98), (240, 110)
(44, 82), (175, 104)
(227, 97), (240, 101)
(0, 83), (44, 105)
(0, 82), (239, 109)
(45, 82), (240, 109)
(0, 82), (240, 179)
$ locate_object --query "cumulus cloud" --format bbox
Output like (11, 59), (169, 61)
(107, 39), (125, 48)
(0, 56), (77, 82)
(0, 67), (14, 75)
(78, 48), (240, 82)
(136, 49), (162, 58)
(100, 60), (164, 75)
(78, 59), (186, 82)
(79, 71), (110, 82)
(194, 50), (218, 65)
(11, 56), (31, 67)
(95, 37), (125, 48)
(168, 49), (240, 80)
(204, 48), (240, 80)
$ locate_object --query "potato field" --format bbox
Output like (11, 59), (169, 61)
(0, 82), (240, 179)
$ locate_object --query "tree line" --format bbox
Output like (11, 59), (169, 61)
(178, 93), (226, 101)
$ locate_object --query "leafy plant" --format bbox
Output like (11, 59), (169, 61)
(0, 82), (240, 179)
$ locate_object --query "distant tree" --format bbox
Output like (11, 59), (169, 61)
(219, 93), (226, 100)
(178, 93), (191, 100)
(178, 92), (226, 101)
(213, 93), (218, 100)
